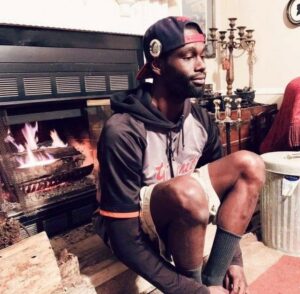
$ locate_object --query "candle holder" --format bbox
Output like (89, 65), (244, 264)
(208, 18), (256, 96)
(213, 97), (244, 155)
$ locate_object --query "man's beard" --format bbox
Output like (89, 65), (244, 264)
(163, 67), (205, 101)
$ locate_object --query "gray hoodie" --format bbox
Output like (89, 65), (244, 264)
(98, 82), (222, 214)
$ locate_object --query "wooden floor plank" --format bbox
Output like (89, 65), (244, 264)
(0, 232), (61, 294)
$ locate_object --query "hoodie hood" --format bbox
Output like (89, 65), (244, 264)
(110, 83), (190, 131)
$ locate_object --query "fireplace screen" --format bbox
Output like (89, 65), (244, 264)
(0, 23), (142, 236)
(2, 117), (93, 208)
(0, 100), (112, 236)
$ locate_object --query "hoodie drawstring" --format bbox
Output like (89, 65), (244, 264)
(166, 115), (185, 178)
(167, 132), (175, 178)
(180, 115), (185, 149)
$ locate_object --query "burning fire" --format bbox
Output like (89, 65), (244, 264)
(5, 122), (67, 169)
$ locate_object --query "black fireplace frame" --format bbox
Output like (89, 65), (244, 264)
(0, 24), (143, 237)
(0, 24), (143, 106)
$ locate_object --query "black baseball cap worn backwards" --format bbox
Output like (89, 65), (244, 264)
(136, 16), (206, 80)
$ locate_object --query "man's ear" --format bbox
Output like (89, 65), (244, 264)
(150, 58), (164, 77)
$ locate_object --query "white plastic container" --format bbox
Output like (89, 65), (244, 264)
(260, 151), (300, 255)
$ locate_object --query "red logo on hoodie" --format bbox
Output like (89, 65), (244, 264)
(155, 162), (167, 181)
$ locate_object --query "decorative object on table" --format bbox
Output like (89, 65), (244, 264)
(201, 92), (223, 112)
(235, 87), (256, 106)
(198, 83), (223, 111)
(287, 0), (300, 25)
(207, 18), (256, 96)
(213, 99), (221, 123)
(223, 96), (233, 154)
(213, 97), (243, 155)
(204, 83), (214, 95)
(235, 98), (243, 150)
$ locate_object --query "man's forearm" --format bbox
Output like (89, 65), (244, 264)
(105, 217), (210, 294)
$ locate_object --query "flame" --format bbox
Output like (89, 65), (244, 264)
(16, 145), (57, 168)
(50, 130), (67, 148)
(22, 121), (39, 150)
(5, 122), (68, 169)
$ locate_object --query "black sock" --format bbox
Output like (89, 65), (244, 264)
(177, 265), (203, 283)
(202, 226), (241, 286)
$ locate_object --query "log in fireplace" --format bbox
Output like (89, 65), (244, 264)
(0, 24), (143, 237)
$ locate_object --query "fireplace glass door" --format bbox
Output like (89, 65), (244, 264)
(0, 99), (111, 236)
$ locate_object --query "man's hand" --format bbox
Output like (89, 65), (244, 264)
(208, 286), (229, 294)
(224, 265), (249, 294)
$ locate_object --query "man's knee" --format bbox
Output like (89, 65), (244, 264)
(236, 150), (266, 188)
(165, 175), (209, 225)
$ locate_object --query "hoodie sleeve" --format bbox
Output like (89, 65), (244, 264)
(98, 113), (146, 215)
(103, 217), (210, 294)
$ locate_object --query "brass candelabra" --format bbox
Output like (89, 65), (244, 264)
(208, 18), (256, 96)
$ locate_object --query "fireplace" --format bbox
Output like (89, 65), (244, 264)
(0, 24), (143, 237)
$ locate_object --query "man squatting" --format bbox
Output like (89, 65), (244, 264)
(95, 16), (265, 294)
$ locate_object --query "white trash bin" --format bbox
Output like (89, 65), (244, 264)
(260, 151), (300, 255)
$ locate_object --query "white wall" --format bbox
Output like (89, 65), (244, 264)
(208, 0), (300, 105)
(0, 0), (299, 105)
(0, 0), (175, 35)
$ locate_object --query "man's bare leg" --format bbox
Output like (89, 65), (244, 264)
(150, 150), (265, 287)
(202, 150), (265, 286)
(209, 151), (265, 234)
(151, 175), (209, 281)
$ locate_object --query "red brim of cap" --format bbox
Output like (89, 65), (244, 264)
(136, 63), (152, 80)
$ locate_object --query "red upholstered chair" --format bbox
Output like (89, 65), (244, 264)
(260, 77), (300, 153)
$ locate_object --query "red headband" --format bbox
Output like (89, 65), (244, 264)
(184, 33), (206, 44)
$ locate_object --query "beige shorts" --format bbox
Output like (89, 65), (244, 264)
(139, 164), (220, 260)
